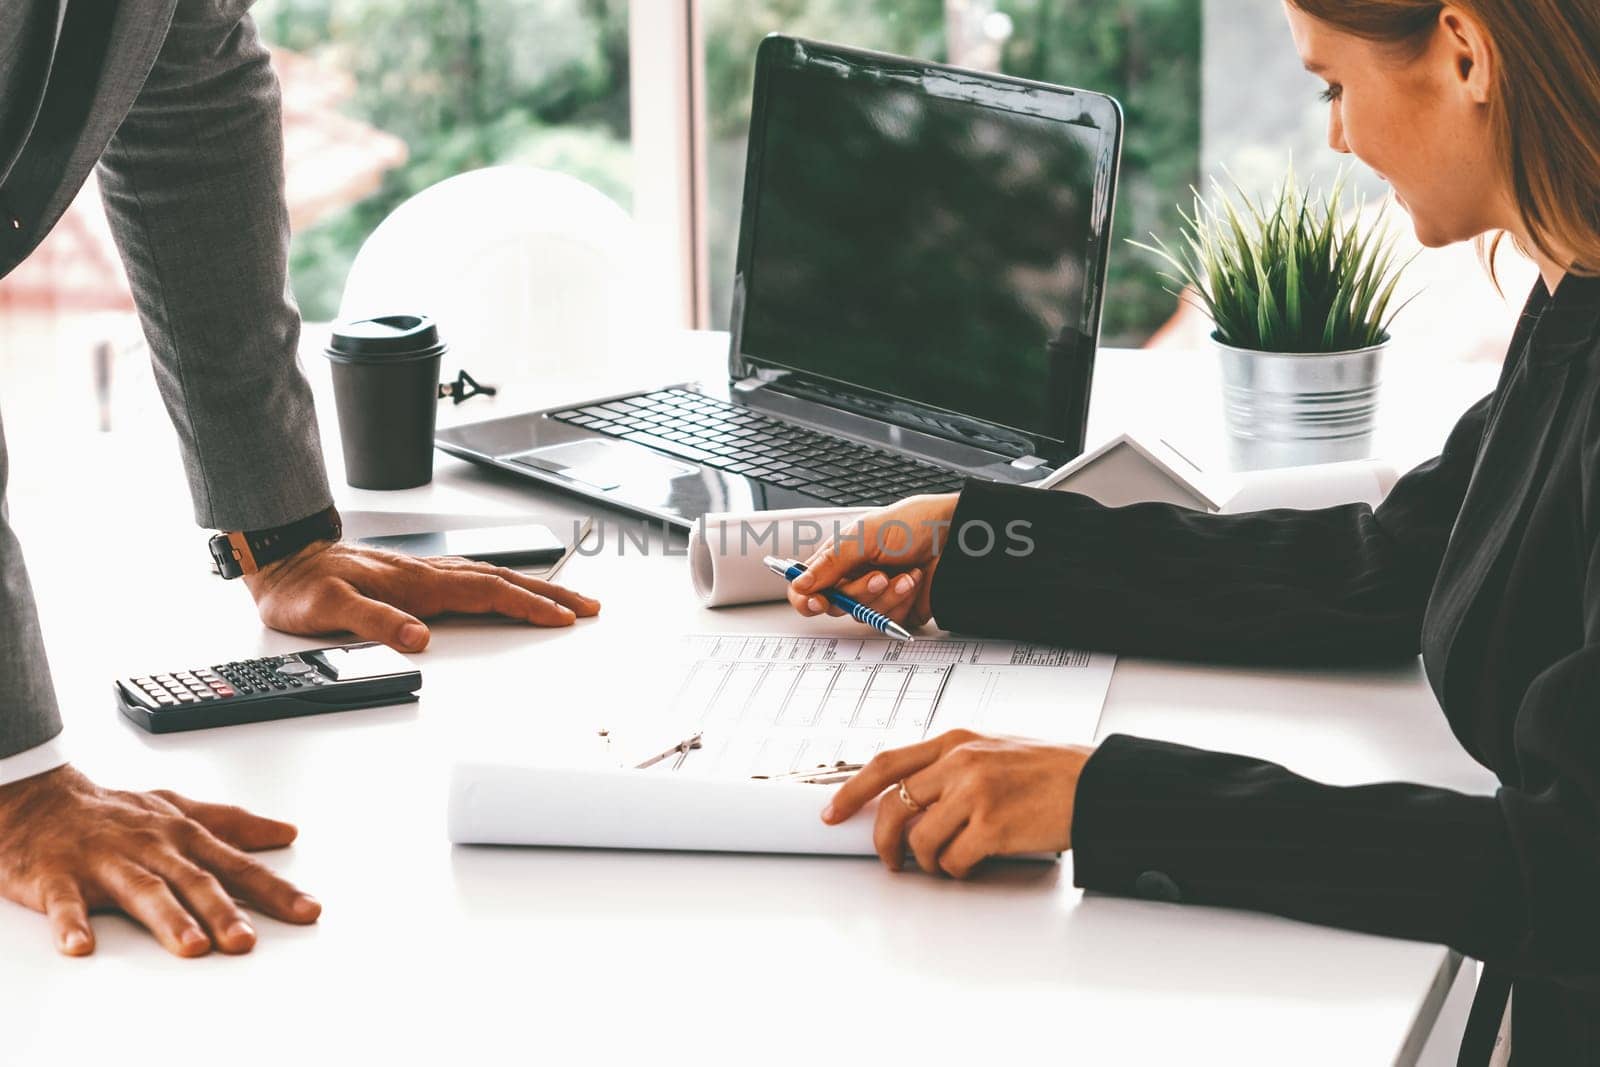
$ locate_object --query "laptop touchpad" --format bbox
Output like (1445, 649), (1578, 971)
(507, 440), (696, 491)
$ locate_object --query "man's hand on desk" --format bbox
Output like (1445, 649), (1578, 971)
(786, 493), (960, 629)
(0, 766), (320, 957)
(244, 541), (601, 652)
(821, 729), (1094, 878)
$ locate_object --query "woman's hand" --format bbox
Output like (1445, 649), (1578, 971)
(821, 729), (1095, 878)
(786, 493), (959, 629)
(244, 541), (600, 652)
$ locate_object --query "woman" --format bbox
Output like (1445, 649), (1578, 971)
(787, 2), (1600, 1063)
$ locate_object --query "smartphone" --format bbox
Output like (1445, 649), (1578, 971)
(359, 523), (566, 567)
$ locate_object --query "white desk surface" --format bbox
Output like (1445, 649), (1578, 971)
(1, 332), (1502, 1065)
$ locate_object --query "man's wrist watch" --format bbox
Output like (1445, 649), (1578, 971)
(208, 506), (343, 579)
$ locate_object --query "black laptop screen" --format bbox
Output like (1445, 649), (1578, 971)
(736, 56), (1111, 445)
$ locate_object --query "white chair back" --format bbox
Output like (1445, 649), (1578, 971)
(337, 165), (650, 386)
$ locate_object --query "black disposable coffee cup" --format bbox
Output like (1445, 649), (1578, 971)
(325, 314), (447, 490)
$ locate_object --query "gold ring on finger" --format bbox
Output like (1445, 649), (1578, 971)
(896, 780), (922, 814)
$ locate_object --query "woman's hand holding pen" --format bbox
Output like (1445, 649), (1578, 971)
(789, 492), (1095, 878)
(785, 493), (960, 629)
(822, 729), (1095, 878)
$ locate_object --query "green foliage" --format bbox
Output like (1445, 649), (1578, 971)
(702, 0), (947, 140)
(1000, 0), (1201, 346)
(260, 0), (632, 320)
(262, 0), (1200, 343)
(1132, 166), (1415, 353)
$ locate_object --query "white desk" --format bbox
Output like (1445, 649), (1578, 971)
(0, 333), (1501, 1065)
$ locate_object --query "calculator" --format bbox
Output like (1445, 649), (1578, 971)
(115, 642), (423, 734)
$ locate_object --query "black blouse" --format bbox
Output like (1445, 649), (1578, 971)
(931, 273), (1600, 1066)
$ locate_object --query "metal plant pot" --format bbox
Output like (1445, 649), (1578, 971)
(1216, 335), (1386, 471)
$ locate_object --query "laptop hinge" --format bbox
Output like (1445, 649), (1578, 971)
(1010, 454), (1049, 471)
(732, 376), (766, 394)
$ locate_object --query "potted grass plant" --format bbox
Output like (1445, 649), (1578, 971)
(1133, 167), (1415, 469)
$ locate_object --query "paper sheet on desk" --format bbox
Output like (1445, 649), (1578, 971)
(447, 633), (1113, 856)
(1220, 460), (1395, 514)
(658, 634), (1113, 777)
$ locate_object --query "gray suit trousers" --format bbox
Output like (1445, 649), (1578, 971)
(0, 0), (333, 759)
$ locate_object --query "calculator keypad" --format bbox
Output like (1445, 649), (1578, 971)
(130, 669), (232, 706)
(127, 655), (327, 709)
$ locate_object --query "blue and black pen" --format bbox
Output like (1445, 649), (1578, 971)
(764, 555), (914, 642)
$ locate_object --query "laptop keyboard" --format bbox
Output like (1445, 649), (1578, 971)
(548, 388), (968, 506)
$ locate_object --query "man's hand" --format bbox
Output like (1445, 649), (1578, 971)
(0, 765), (319, 957)
(244, 541), (600, 652)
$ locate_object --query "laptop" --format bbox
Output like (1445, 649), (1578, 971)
(435, 35), (1124, 530)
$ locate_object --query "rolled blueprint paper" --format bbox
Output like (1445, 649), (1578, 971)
(446, 763), (1059, 862)
(688, 506), (871, 607)
(448, 764), (880, 854)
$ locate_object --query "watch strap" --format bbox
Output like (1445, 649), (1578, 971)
(209, 506), (343, 579)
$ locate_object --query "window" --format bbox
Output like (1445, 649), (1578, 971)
(0, 0), (1541, 449)
(0, 0), (633, 439)
(256, 0), (633, 322)
(693, 0), (1535, 365)
(1188, 0), (1533, 364)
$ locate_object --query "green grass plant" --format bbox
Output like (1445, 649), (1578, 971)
(1131, 165), (1416, 353)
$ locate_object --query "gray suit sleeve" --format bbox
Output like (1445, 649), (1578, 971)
(96, 0), (333, 532)
(0, 412), (63, 759)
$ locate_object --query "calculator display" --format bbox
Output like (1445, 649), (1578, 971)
(307, 643), (414, 681)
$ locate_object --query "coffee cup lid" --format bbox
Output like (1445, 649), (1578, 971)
(327, 314), (446, 360)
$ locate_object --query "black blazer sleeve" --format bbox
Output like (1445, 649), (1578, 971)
(933, 393), (1600, 985)
(930, 392), (1492, 666)
(1071, 561), (1600, 987)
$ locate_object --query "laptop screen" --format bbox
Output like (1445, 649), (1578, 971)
(732, 39), (1120, 455)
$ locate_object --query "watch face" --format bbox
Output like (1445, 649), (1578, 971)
(208, 534), (245, 578)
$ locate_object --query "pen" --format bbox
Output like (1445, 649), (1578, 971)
(763, 555), (914, 642)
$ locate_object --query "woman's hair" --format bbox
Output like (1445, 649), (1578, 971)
(1288, 0), (1600, 278)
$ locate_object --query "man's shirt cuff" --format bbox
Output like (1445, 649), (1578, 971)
(0, 735), (68, 788)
